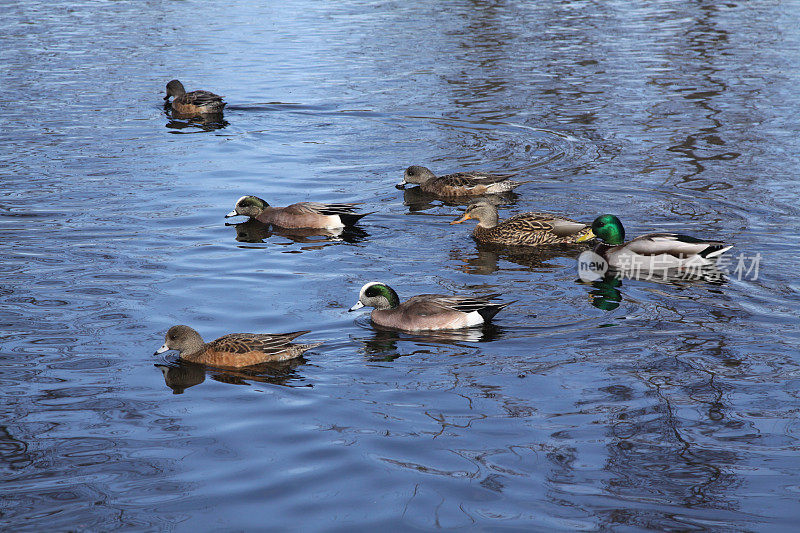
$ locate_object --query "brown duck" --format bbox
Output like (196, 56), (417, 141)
(154, 325), (321, 368)
(397, 165), (530, 197)
(450, 199), (593, 246)
(164, 80), (226, 115)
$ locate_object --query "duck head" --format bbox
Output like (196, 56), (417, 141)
(349, 282), (401, 311)
(226, 195), (270, 218)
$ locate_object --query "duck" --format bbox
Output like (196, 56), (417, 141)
(164, 79), (226, 115)
(225, 195), (368, 229)
(397, 165), (530, 196)
(577, 214), (733, 270)
(154, 325), (321, 368)
(348, 281), (512, 331)
(450, 199), (593, 246)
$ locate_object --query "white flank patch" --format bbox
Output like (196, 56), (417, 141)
(465, 310), (484, 327)
(324, 215), (345, 229)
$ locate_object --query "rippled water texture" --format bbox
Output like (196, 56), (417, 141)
(2, 0), (800, 530)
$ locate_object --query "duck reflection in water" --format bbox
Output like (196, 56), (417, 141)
(227, 218), (368, 245)
(451, 241), (588, 275)
(155, 358), (308, 394)
(583, 266), (727, 312)
(402, 185), (519, 213)
(587, 276), (623, 312)
(163, 107), (228, 132)
(356, 322), (506, 360)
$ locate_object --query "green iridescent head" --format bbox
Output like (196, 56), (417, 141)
(226, 195), (269, 218)
(349, 282), (401, 311)
(590, 214), (625, 245)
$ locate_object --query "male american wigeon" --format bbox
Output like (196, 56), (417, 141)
(397, 165), (530, 197)
(225, 195), (369, 229)
(348, 282), (512, 331)
(164, 80), (226, 115)
(154, 325), (321, 368)
(450, 199), (593, 246)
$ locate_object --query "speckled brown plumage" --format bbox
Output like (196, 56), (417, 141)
(451, 200), (593, 246)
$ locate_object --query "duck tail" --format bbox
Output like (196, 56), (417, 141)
(700, 243), (733, 259)
(296, 341), (324, 355)
(478, 300), (515, 323)
(339, 212), (371, 226)
(283, 330), (312, 341)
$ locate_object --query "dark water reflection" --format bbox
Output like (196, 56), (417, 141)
(2, 0), (800, 530)
(155, 358), (309, 394)
(227, 218), (369, 245)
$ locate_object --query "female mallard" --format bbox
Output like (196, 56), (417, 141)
(450, 199), (593, 246)
(397, 165), (529, 196)
(348, 281), (511, 331)
(225, 195), (368, 229)
(164, 80), (226, 115)
(154, 325), (321, 368)
(577, 214), (733, 269)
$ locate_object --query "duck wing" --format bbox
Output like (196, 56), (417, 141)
(500, 212), (588, 237)
(182, 90), (225, 106)
(403, 294), (502, 314)
(438, 171), (517, 187)
(623, 233), (732, 258)
(209, 331), (311, 355)
(289, 202), (361, 216)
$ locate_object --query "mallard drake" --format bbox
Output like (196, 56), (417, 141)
(164, 80), (226, 115)
(348, 281), (512, 331)
(577, 214), (733, 269)
(397, 165), (530, 196)
(154, 325), (321, 368)
(450, 199), (593, 246)
(225, 195), (368, 229)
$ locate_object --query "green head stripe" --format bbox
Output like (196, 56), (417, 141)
(238, 196), (268, 209)
(365, 283), (400, 308)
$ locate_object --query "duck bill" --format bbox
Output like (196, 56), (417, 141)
(450, 213), (472, 225)
(576, 230), (595, 243)
(395, 181), (407, 190)
(154, 343), (169, 355)
(348, 301), (365, 312)
(224, 210), (239, 218)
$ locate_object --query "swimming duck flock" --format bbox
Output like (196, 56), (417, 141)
(157, 80), (734, 368)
